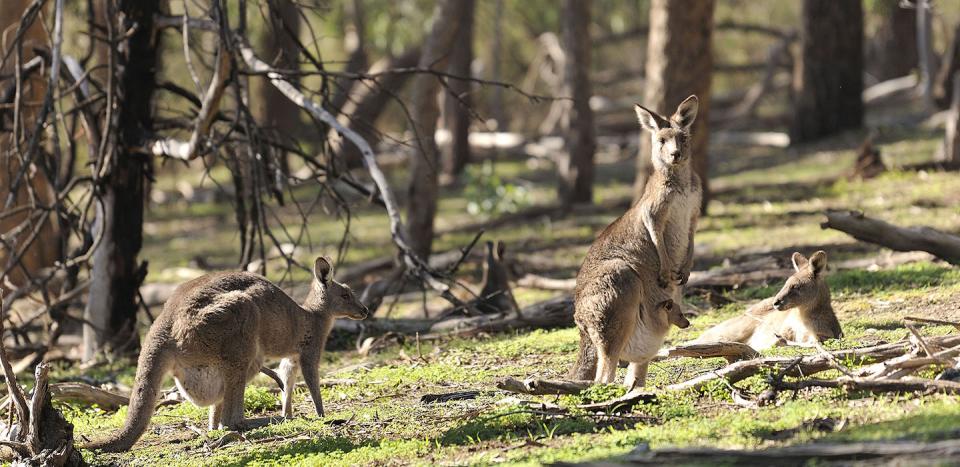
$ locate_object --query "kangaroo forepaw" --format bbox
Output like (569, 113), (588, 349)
(674, 269), (690, 285)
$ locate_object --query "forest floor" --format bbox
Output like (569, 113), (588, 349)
(55, 114), (960, 465)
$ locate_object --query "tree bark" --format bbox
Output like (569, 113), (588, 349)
(790, 0), (863, 143)
(441, 0), (476, 183)
(84, 0), (159, 359)
(406, 0), (468, 259)
(633, 0), (714, 212)
(557, 0), (597, 208)
(251, 0), (302, 143)
(865, 1), (916, 82)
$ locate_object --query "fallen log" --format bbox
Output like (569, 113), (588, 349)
(821, 210), (960, 265)
(48, 383), (129, 411)
(656, 342), (759, 362)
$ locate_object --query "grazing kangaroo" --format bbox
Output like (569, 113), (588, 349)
(570, 96), (702, 387)
(82, 257), (368, 452)
(690, 251), (842, 351)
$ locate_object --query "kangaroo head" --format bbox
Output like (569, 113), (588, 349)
(773, 251), (828, 311)
(657, 299), (690, 329)
(635, 95), (698, 168)
(310, 257), (369, 320)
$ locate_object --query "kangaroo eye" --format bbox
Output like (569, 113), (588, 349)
(659, 138), (666, 145)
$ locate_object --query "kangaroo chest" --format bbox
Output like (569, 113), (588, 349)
(662, 187), (699, 259)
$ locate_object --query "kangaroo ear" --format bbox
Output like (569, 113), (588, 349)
(635, 104), (664, 132)
(314, 257), (332, 283)
(809, 250), (828, 275)
(791, 252), (809, 272)
(671, 95), (699, 130)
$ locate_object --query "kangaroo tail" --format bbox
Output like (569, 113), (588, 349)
(81, 342), (172, 452)
(568, 326), (598, 380)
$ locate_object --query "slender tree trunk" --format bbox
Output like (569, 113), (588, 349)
(865, 0), (916, 81)
(917, 0), (936, 106)
(490, 0), (508, 131)
(790, 0), (863, 143)
(633, 0), (714, 212)
(406, 0), (467, 258)
(441, 0), (476, 184)
(557, 0), (596, 207)
(84, 0), (159, 359)
(252, 0), (302, 142)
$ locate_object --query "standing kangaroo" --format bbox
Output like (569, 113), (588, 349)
(570, 96), (702, 387)
(690, 251), (842, 350)
(82, 257), (368, 452)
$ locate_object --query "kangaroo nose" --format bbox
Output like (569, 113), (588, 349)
(773, 299), (783, 309)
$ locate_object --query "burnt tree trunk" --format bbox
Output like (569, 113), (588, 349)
(790, 0), (863, 143)
(633, 0), (714, 212)
(84, 0), (159, 359)
(557, 0), (597, 208)
(441, 0), (476, 183)
(866, 0), (916, 82)
(407, 0), (467, 258)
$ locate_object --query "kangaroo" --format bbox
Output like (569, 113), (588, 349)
(690, 251), (842, 351)
(570, 96), (702, 387)
(82, 257), (368, 452)
(476, 240), (518, 314)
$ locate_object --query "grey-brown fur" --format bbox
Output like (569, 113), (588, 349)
(569, 96), (702, 387)
(82, 257), (368, 452)
(690, 251), (842, 350)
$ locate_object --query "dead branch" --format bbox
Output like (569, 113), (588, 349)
(773, 376), (960, 395)
(496, 377), (593, 395)
(656, 342), (760, 362)
(48, 383), (130, 411)
(821, 210), (960, 265)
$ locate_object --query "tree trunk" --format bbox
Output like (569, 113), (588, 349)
(0, 0), (61, 291)
(933, 25), (960, 110)
(942, 74), (960, 168)
(329, 0), (368, 114)
(441, 0), (476, 184)
(557, 0), (597, 208)
(865, 0), (917, 81)
(406, 0), (467, 259)
(790, 0), (863, 143)
(633, 0), (714, 213)
(917, 0), (936, 106)
(490, 0), (508, 131)
(251, 0), (302, 142)
(84, 0), (159, 360)
(335, 47), (421, 170)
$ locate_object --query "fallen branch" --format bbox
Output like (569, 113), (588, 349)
(48, 383), (129, 411)
(656, 342), (759, 362)
(773, 376), (960, 395)
(496, 377), (593, 395)
(821, 210), (960, 265)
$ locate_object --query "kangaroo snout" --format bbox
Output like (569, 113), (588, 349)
(773, 298), (784, 310)
(351, 305), (370, 320)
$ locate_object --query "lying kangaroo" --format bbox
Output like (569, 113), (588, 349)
(690, 251), (842, 350)
(83, 257), (368, 452)
(570, 96), (702, 387)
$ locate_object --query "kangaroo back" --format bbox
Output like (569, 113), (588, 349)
(82, 333), (173, 452)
